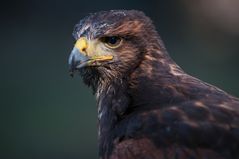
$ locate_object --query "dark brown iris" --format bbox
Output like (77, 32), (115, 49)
(101, 36), (122, 48)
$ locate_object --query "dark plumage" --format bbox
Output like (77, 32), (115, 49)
(68, 10), (239, 159)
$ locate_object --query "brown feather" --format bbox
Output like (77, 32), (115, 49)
(71, 10), (239, 159)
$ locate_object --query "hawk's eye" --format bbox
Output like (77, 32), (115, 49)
(101, 36), (122, 48)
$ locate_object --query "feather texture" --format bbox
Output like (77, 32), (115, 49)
(70, 10), (239, 159)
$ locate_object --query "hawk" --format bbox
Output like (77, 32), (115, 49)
(68, 10), (239, 159)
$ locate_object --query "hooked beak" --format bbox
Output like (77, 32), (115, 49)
(68, 37), (113, 76)
(68, 47), (89, 76)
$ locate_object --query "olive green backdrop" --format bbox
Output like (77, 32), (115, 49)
(1, 0), (239, 159)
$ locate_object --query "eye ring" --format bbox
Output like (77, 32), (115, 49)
(101, 36), (122, 48)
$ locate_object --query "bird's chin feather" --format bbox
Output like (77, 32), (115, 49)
(77, 65), (119, 94)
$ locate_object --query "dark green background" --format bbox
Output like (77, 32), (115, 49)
(1, 0), (239, 159)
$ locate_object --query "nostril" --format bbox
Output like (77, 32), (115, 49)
(75, 37), (88, 54)
(81, 47), (86, 53)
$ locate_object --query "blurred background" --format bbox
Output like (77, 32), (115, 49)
(0, 0), (239, 159)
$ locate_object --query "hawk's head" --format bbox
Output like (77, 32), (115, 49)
(68, 10), (160, 91)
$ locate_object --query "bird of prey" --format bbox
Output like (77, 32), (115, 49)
(68, 10), (239, 159)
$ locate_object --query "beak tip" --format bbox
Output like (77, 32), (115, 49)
(68, 47), (89, 73)
(68, 64), (76, 77)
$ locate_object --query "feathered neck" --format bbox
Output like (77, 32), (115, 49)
(127, 38), (187, 108)
(95, 36), (186, 158)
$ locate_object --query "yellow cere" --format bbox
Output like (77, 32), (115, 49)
(75, 37), (88, 53)
(74, 37), (113, 61)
